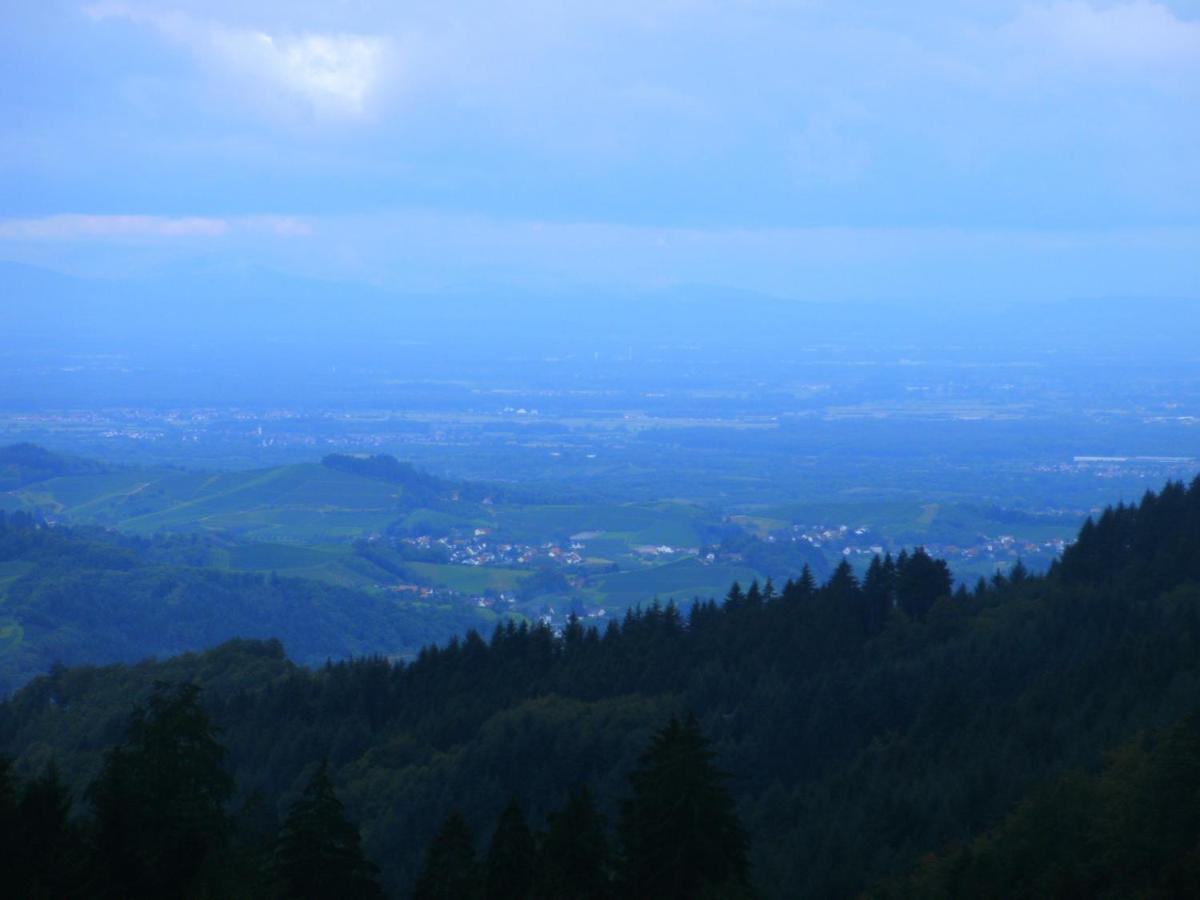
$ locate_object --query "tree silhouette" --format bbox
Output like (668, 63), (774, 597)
(88, 681), (234, 898)
(273, 760), (383, 899)
(482, 798), (536, 900)
(618, 714), (750, 899)
(15, 760), (84, 897)
(895, 547), (953, 620)
(413, 810), (479, 900)
(533, 786), (613, 900)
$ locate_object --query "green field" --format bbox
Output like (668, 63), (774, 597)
(486, 500), (711, 547)
(403, 562), (529, 594)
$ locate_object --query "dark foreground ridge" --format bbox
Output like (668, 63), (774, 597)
(2, 477), (1200, 897)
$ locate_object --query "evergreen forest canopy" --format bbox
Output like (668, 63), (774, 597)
(1, 477), (1199, 897)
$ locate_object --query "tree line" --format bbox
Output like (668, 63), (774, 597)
(1, 682), (750, 899)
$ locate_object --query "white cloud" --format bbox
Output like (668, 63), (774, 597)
(85, 3), (391, 118)
(206, 29), (388, 117)
(0, 214), (309, 240)
(1006, 1), (1200, 67)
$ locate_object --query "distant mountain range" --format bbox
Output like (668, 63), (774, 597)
(6, 258), (1200, 370)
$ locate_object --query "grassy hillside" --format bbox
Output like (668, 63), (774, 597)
(3, 463), (402, 539)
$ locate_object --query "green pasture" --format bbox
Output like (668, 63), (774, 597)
(489, 500), (709, 548)
(403, 562), (529, 594)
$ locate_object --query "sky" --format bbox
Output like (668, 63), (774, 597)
(1, 0), (1199, 302)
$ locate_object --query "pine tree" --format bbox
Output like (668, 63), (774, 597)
(533, 787), (613, 900)
(482, 799), (535, 900)
(745, 580), (763, 609)
(724, 582), (745, 611)
(782, 565), (817, 604)
(797, 564), (816, 598)
(0, 755), (16, 880)
(413, 810), (479, 900)
(88, 681), (234, 898)
(273, 760), (383, 899)
(16, 760), (85, 897)
(618, 714), (750, 899)
(895, 547), (952, 620)
(862, 554), (895, 636)
(823, 558), (863, 643)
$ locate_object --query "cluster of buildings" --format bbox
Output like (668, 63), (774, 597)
(398, 532), (586, 567)
(786, 522), (1069, 564)
(633, 544), (700, 558)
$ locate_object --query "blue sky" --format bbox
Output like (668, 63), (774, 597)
(2, 0), (1198, 301)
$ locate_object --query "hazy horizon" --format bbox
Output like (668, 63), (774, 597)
(3, 1), (1199, 303)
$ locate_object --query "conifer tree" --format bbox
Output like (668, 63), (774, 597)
(862, 554), (895, 636)
(793, 564), (816, 600)
(273, 760), (383, 899)
(533, 787), (612, 900)
(724, 581), (745, 611)
(0, 755), (16, 878)
(1010, 558), (1028, 584)
(823, 558), (863, 643)
(618, 714), (750, 899)
(88, 681), (234, 898)
(745, 580), (763, 608)
(895, 547), (952, 620)
(16, 760), (84, 897)
(413, 810), (479, 900)
(482, 798), (535, 900)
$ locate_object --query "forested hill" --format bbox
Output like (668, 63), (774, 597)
(320, 452), (583, 505)
(0, 513), (487, 695)
(2, 478), (1200, 898)
(0, 442), (105, 490)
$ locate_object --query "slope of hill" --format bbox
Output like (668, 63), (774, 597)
(873, 710), (1200, 899)
(0, 442), (106, 491)
(2, 460), (407, 539)
(2, 477), (1198, 897)
(0, 514), (499, 695)
(0, 447), (821, 609)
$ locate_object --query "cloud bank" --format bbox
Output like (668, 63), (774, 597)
(1008, 1), (1200, 68)
(85, 3), (392, 118)
(0, 214), (310, 240)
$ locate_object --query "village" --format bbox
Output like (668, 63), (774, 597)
(781, 523), (1070, 570)
(396, 530), (586, 568)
